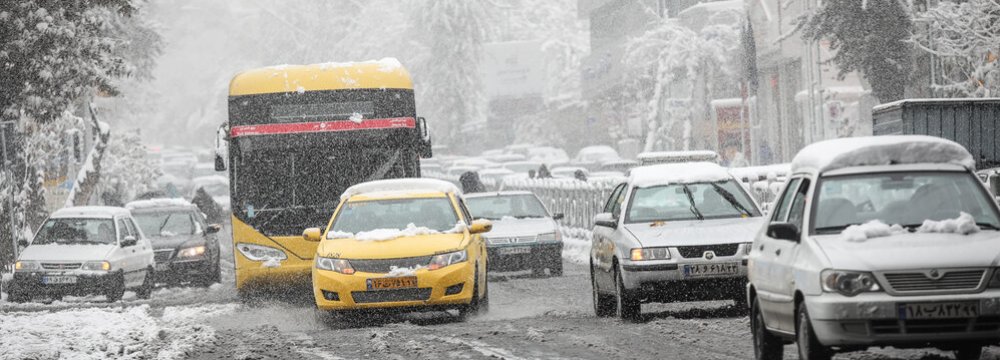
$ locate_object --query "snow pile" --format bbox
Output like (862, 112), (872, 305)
(629, 162), (733, 188)
(315, 57), (403, 73)
(918, 212), (980, 235)
(125, 198), (193, 210)
(349, 112), (364, 123)
(560, 227), (592, 265)
(841, 220), (907, 242)
(341, 178), (462, 201)
(637, 150), (719, 165)
(326, 231), (354, 240)
(792, 135), (974, 173)
(353, 223), (464, 241)
(385, 265), (424, 277)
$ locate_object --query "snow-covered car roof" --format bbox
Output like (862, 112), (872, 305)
(125, 198), (196, 211)
(791, 135), (975, 174)
(340, 178), (462, 201)
(50, 206), (132, 219)
(628, 162), (734, 188)
(729, 163), (791, 182)
(637, 150), (719, 164)
(191, 175), (229, 186)
(464, 190), (536, 198)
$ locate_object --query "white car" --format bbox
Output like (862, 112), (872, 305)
(465, 191), (564, 276)
(749, 135), (1000, 360)
(591, 162), (764, 321)
(9, 207), (156, 303)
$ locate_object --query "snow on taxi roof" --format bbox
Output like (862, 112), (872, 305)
(791, 135), (974, 174)
(628, 162), (733, 188)
(125, 198), (195, 211)
(341, 178), (462, 201)
(51, 206), (131, 219)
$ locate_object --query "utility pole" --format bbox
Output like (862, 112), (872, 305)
(0, 120), (17, 261)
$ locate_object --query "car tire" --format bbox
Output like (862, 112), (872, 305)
(196, 261), (221, 287)
(954, 346), (983, 360)
(614, 266), (641, 322)
(796, 304), (832, 360)
(733, 293), (749, 314)
(136, 268), (154, 300)
(591, 265), (613, 317)
(532, 267), (546, 277)
(105, 272), (126, 303)
(751, 297), (783, 360)
(550, 260), (563, 277)
(460, 263), (486, 320)
(8, 291), (30, 303)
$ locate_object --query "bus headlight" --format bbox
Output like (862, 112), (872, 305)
(236, 243), (287, 262)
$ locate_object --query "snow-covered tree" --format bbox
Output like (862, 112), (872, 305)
(913, 0), (1000, 97)
(623, 13), (741, 152)
(802, 0), (913, 103)
(98, 129), (160, 205)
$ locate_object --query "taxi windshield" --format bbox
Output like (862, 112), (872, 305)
(33, 218), (117, 245)
(331, 197), (459, 234)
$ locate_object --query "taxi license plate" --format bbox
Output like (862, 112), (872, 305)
(499, 246), (531, 255)
(366, 276), (417, 291)
(682, 263), (740, 278)
(899, 301), (979, 320)
(41, 276), (77, 285)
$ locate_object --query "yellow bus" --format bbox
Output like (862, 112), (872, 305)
(220, 59), (431, 299)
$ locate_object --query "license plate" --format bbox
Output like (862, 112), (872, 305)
(499, 246), (531, 255)
(41, 276), (77, 284)
(155, 263), (169, 272)
(899, 301), (980, 320)
(682, 263), (740, 278)
(366, 276), (418, 290)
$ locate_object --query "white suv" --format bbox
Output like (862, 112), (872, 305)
(748, 136), (1000, 360)
(9, 206), (156, 303)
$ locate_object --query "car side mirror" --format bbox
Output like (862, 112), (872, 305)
(469, 219), (492, 234)
(121, 236), (138, 247)
(206, 224), (221, 235)
(767, 223), (800, 242)
(553, 213), (565, 221)
(214, 154), (227, 171)
(303, 228), (323, 242)
(594, 212), (617, 229)
(17, 239), (28, 247)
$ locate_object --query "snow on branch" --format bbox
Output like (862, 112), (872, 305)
(64, 104), (111, 208)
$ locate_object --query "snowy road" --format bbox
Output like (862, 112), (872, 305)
(3, 234), (1000, 359)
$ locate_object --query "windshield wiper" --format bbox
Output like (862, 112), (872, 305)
(710, 183), (753, 216)
(814, 225), (853, 234)
(681, 185), (704, 220)
(977, 222), (1000, 231)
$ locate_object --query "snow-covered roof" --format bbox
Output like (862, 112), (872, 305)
(729, 163), (791, 181)
(51, 206), (131, 219)
(637, 150), (719, 165)
(629, 162), (734, 188)
(125, 198), (196, 211)
(341, 178), (462, 201)
(873, 97), (1000, 113)
(791, 135), (975, 174)
(464, 191), (535, 198)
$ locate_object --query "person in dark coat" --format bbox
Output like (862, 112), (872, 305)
(574, 169), (588, 182)
(459, 171), (486, 194)
(191, 187), (224, 224)
(537, 164), (552, 178)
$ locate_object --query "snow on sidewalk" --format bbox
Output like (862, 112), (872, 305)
(560, 227), (591, 265)
(0, 303), (238, 359)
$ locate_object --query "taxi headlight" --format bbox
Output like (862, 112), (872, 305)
(236, 243), (287, 262)
(81, 261), (111, 271)
(177, 245), (207, 258)
(315, 257), (355, 275)
(14, 260), (41, 271)
(429, 250), (467, 270)
(536, 232), (561, 242)
(630, 247), (671, 261)
(822, 269), (881, 297)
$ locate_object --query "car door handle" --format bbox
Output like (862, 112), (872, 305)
(774, 249), (781, 256)
(759, 244), (765, 251)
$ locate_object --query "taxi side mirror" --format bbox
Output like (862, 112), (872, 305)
(17, 239), (28, 247)
(767, 223), (800, 242)
(469, 219), (492, 234)
(553, 213), (565, 221)
(303, 228), (323, 242)
(121, 236), (137, 247)
(594, 212), (617, 229)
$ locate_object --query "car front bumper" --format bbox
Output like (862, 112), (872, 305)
(312, 261), (475, 311)
(156, 257), (213, 283)
(805, 290), (1000, 347)
(9, 271), (119, 297)
(619, 257), (748, 302)
(487, 242), (562, 271)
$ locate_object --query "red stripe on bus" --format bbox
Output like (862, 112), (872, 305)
(230, 117), (416, 137)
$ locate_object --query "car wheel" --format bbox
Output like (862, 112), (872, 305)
(796, 304), (832, 360)
(733, 293), (749, 314)
(614, 266), (641, 322)
(8, 291), (30, 303)
(591, 265), (613, 317)
(550, 260), (563, 277)
(954, 346), (983, 360)
(751, 297), (783, 360)
(105, 272), (126, 303)
(459, 263), (485, 320)
(136, 268), (154, 300)
(532, 267), (546, 277)
(196, 262), (221, 287)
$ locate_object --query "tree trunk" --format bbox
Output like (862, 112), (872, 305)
(65, 104), (111, 207)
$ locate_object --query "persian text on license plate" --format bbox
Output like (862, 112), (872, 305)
(366, 276), (418, 290)
(499, 246), (531, 255)
(41, 276), (77, 285)
(899, 301), (979, 320)
(682, 263), (740, 278)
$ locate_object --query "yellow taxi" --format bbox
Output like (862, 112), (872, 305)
(304, 179), (491, 318)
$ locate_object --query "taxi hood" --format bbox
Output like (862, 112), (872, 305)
(19, 243), (117, 262)
(624, 217), (765, 247)
(485, 218), (556, 238)
(813, 231), (1000, 271)
(318, 233), (468, 259)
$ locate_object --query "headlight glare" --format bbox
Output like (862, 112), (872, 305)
(630, 247), (671, 261)
(822, 269), (881, 296)
(429, 250), (468, 270)
(14, 260), (40, 271)
(315, 257), (355, 274)
(177, 245), (207, 258)
(81, 261), (111, 271)
(236, 243), (287, 262)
